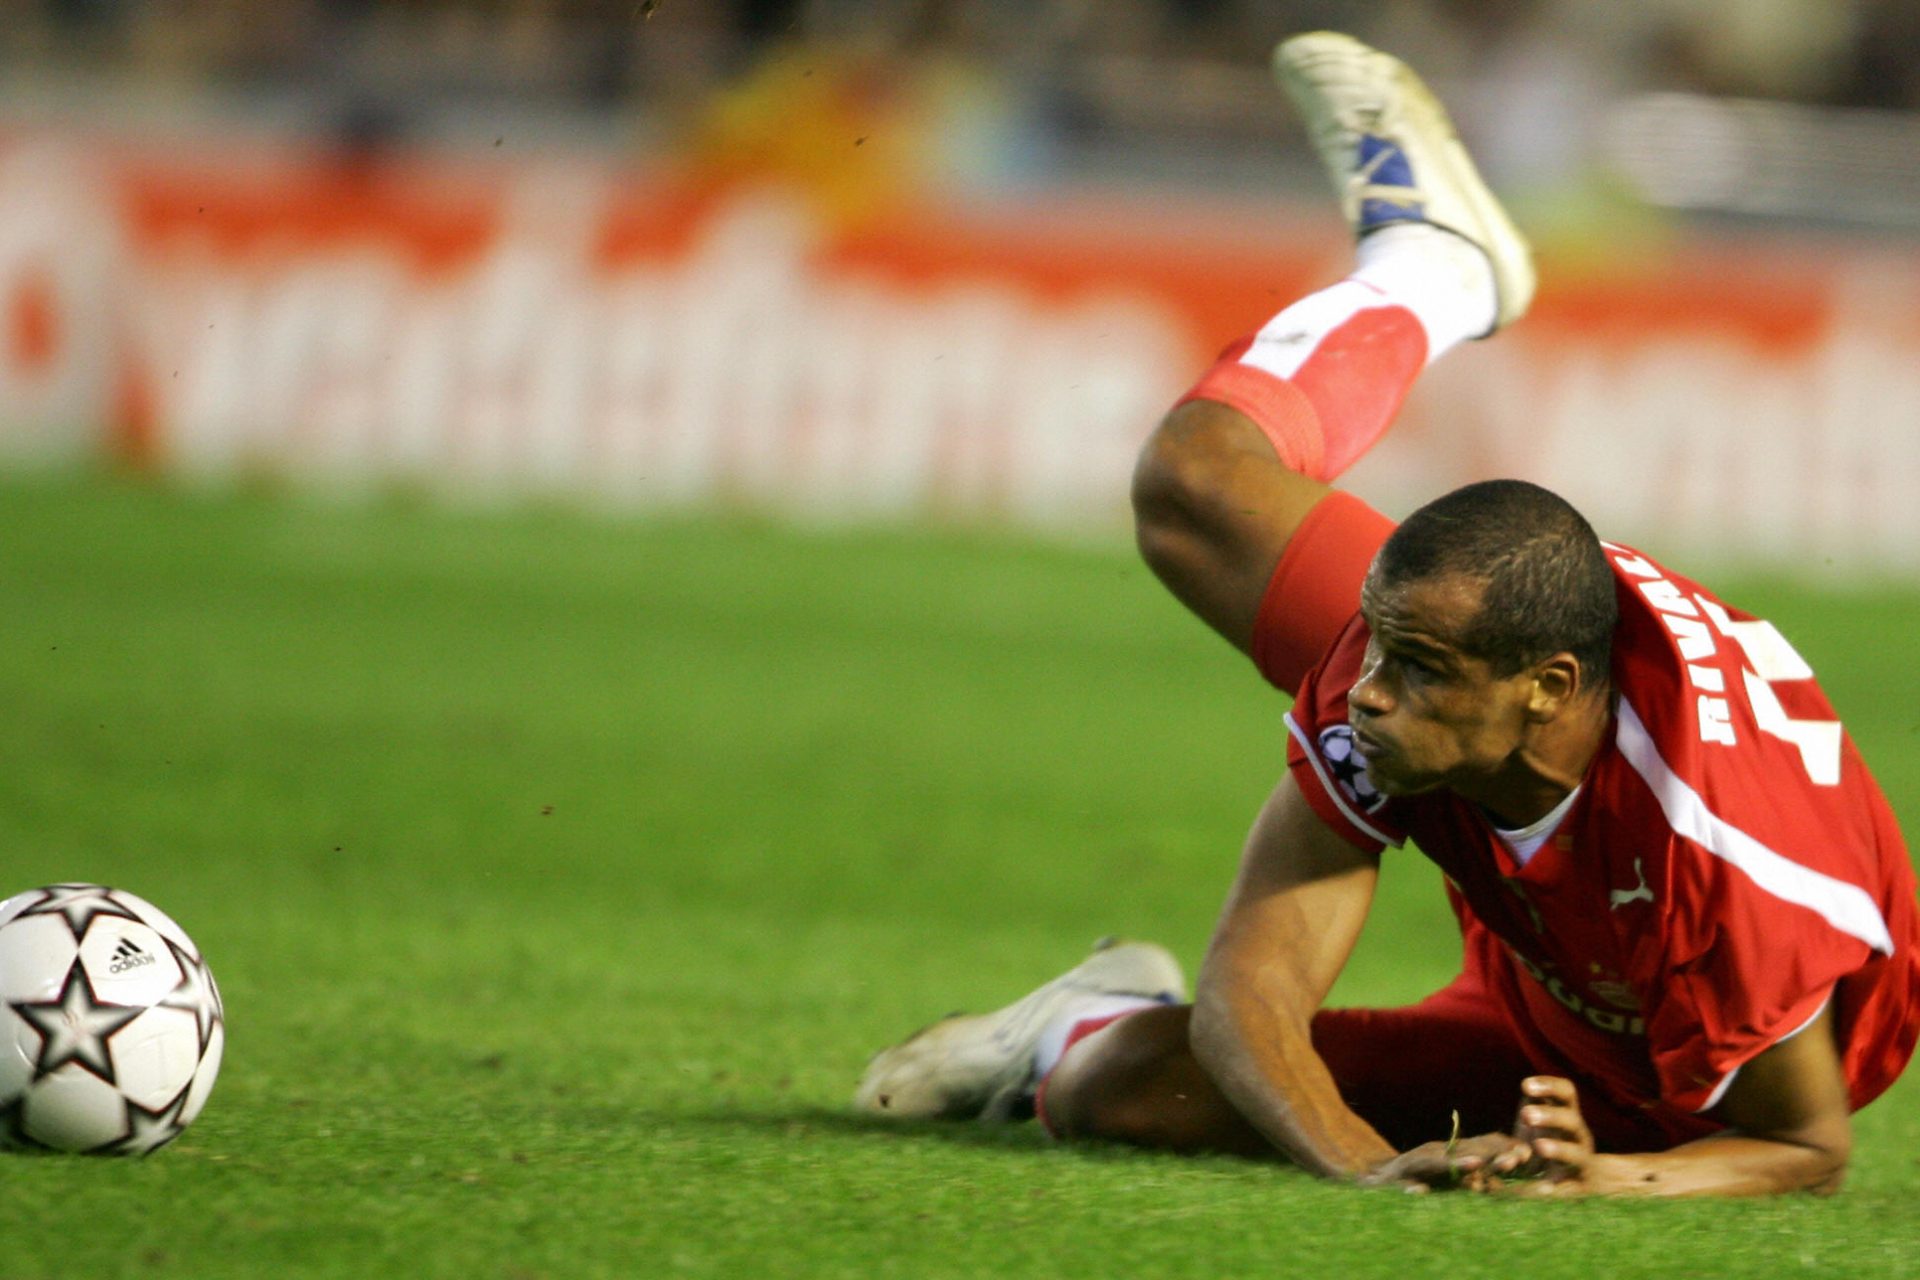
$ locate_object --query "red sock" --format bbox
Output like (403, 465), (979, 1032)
(1176, 283), (1428, 483)
(1250, 490), (1397, 694)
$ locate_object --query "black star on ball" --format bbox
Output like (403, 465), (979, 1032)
(110, 1087), (193, 1156)
(17, 884), (139, 942)
(161, 938), (222, 1051)
(12, 960), (143, 1084)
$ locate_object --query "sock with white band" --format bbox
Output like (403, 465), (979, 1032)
(1174, 223), (1498, 482)
(1350, 222), (1499, 358)
(1030, 994), (1164, 1083)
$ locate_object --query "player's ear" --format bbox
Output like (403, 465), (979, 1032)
(1526, 653), (1581, 720)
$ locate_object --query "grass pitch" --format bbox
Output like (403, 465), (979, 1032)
(1, 472), (1918, 1279)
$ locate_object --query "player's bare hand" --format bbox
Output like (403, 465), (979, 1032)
(1359, 1131), (1529, 1193)
(1469, 1076), (1615, 1197)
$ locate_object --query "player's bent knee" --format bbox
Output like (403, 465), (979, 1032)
(1042, 1005), (1262, 1155)
(1131, 402), (1326, 574)
(1132, 405), (1250, 602)
(1041, 1005), (1178, 1140)
(1131, 403), (1247, 540)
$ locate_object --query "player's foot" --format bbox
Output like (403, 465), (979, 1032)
(1273, 30), (1534, 333)
(854, 938), (1185, 1122)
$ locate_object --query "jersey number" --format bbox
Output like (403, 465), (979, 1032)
(1700, 600), (1843, 786)
(1611, 548), (1844, 788)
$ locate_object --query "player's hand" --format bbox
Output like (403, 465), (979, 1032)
(1358, 1131), (1530, 1193)
(1468, 1076), (1620, 1198)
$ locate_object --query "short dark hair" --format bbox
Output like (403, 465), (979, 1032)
(1371, 479), (1616, 685)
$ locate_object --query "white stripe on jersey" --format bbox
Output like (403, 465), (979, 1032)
(1615, 699), (1895, 956)
(1283, 711), (1401, 849)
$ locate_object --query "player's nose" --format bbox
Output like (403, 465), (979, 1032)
(1348, 666), (1393, 718)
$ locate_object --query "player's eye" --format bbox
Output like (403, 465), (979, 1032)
(1396, 650), (1434, 678)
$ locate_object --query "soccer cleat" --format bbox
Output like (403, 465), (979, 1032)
(854, 938), (1185, 1122)
(1273, 30), (1535, 333)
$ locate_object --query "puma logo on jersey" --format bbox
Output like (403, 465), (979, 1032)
(1609, 857), (1655, 910)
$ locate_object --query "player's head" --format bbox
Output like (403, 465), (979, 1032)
(1374, 480), (1616, 680)
(1347, 479), (1616, 802)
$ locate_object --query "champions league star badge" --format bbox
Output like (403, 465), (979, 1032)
(1318, 725), (1386, 814)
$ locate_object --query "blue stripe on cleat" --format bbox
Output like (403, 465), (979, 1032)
(1358, 135), (1415, 188)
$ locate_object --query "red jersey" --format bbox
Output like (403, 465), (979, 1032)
(1285, 542), (1920, 1143)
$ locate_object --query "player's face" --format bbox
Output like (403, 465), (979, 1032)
(1347, 570), (1537, 797)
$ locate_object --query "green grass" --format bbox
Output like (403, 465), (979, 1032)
(1, 472), (1918, 1278)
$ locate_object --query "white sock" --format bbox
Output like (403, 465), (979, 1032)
(1031, 994), (1163, 1083)
(1349, 222), (1499, 361)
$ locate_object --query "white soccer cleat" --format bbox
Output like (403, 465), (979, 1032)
(854, 938), (1185, 1122)
(1273, 30), (1535, 333)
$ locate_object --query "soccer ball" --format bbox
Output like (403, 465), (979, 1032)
(0, 884), (224, 1154)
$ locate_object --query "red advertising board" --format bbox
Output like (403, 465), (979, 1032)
(2, 128), (1917, 569)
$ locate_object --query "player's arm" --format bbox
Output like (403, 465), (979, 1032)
(1485, 1002), (1852, 1198)
(1187, 772), (1397, 1178)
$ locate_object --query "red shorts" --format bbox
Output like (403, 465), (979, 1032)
(1311, 967), (1536, 1151)
(1313, 926), (1683, 1153)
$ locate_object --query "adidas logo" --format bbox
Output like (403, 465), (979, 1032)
(108, 937), (157, 975)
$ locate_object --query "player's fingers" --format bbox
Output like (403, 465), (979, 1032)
(1520, 1076), (1578, 1107)
(1487, 1141), (1534, 1175)
(1517, 1102), (1586, 1143)
(1529, 1136), (1592, 1173)
(1512, 1090), (1589, 1128)
(1514, 1078), (1571, 1139)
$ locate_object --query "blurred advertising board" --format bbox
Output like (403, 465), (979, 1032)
(2, 130), (1918, 571)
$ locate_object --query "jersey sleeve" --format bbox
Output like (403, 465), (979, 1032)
(1283, 616), (1407, 854)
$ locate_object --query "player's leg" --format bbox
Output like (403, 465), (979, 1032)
(1135, 32), (1533, 693)
(853, 939), (1188, 1122)
(852, 939), (1267, 1151)
(1036, 1003), (1272, 1155)
(1039, 941), (1535, 1157)
(852, 935), (1533, 1162)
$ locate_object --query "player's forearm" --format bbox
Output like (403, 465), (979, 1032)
(1568, 1133), (1848, 1198)
(1188, 977), (1395, 1178)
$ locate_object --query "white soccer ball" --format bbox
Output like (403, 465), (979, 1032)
(0, 884), (224, 1154)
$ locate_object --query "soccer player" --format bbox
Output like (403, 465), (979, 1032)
(854, 32), (1920, 1197)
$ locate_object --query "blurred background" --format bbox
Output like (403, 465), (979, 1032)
(5, 0), (1920, 570)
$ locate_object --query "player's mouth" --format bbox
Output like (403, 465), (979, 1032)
(1351, 725), (1391, 760)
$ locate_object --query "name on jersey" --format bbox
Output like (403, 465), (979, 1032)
(1605, 546), (1738, 749)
